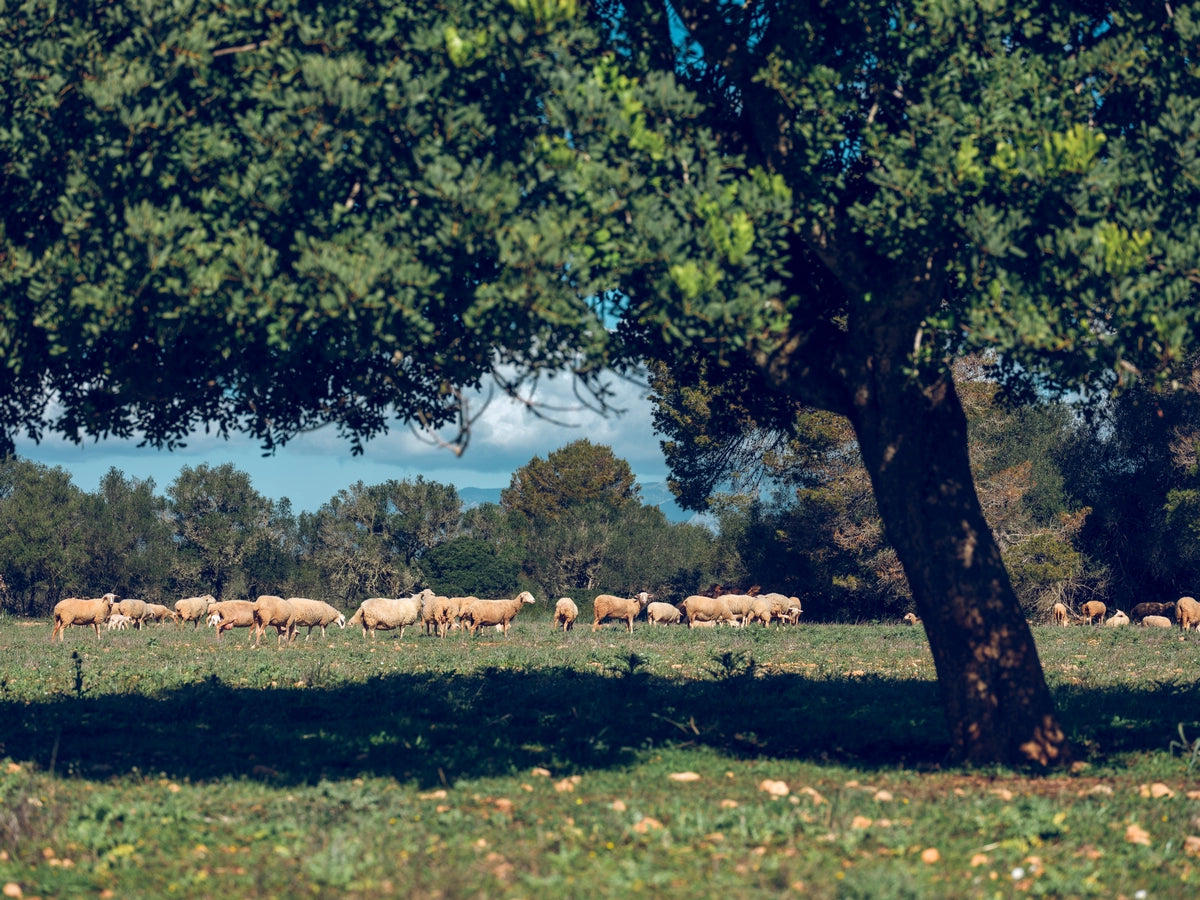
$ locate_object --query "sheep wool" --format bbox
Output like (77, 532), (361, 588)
(678, 595), (736, 628)
(591, 592), (651, 633)
(175, 594), (216, 628)
(348, 591), (430, 639)
(646, 601), (682, 626)
(553, 597), (579, 632)
(286, 598), (346, 640)
(459, 591), (536, 636)
(50, 593), (116, 641)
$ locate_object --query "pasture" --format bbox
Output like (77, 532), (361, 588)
(1, 611), (1198, 898)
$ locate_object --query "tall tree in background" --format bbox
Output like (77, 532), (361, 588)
(5, 1), (1200, 764)
(77, 468), (175, 602)
(501, 439), (640, 522)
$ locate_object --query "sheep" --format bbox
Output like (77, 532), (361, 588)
(50, 593), (115, 641)
(1079, 600), (1107, 625)
(252, 595), (297, 647)
(716, 593), (757, 626)
(421, 593), (463, 637)
(175, 594), (216, 628)
(111, 597), (150, 630)
(646, 601), (683, 625)
(105, 613), (134, 631)
(678, 594), (736, 628)
(459, 591), (536, 636)
(758, 593), (802, 625)
(1177, 596), (1200, 631)
(347, 590), (431, 639)
(591, 591), (651, 633)
(1129, 601), (1175, 623)
(553, 597), (579, 632)
(1051, 602), (1069, 626)
(1141, 615), (1174, 628)
(1104, 610), (1130, 627)
(205, 599), (257, 641)
(902, 612), (922, 626)
(144, 603), (180, 625)
(286, 598), (346, 640)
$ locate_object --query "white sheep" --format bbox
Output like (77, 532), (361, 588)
(1141, 615), (1173, 628)
(105, 613), (134, 631)
(144, 603), (180, 625)
(758, 593), (802, 625)
(347, 590), (430, 639)
(1051, 602), (1069, 626)
(50, 593), (115, 641)
(421, 593), (463, 637)
(591, 591), (651, 633)
(1104, 610), (1130, 627)
(459, 591), (536, 636)
(716, 593), (757, 626)
(175, 594), (216, 628)
(646, 601), (683, 625)
(206, 599), (257, 641)
(286, 598), (346, 640)
(111, 597), (150, 630)
(252, 595), (297, 647)
(745, 597), (777, 627)
(553, 597), (579, 632)
(678, 595), (736, 628)
(1177, 596), (1200, 631)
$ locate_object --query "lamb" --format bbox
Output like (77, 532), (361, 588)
(1051, 602), (1069, 626)
(902, 612), (922, 626)
(678, 594), (736, 628)
(459, 591), (536, 636)
(591, 591), (651, 633)
(144, 603), (180, 625)
(1141, 615), (1174, 628)
(1080, 600), (1107, 625)
(1177, 596), (1200, 631)
(175, 594), (216, 628)
(205, 599), (257, 641)
(106, 613), (134, 631)
(286, 598), (346, 640)
(50, 593), (115, 641)
(646, 601), (683, 625)
(1104, 610), (1130, 627)
(1129, 601), (1175, 623)
(111, 597), (150, 630)
(347, 590), (431, 639)
(421, 593), (463, 637)
(553, 597), (579, 632)
(252, 595), (297, 647)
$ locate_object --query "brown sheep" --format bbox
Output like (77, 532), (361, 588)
(252, 595), (296, 648)
(1079, 600), (1107, 625)
(1177, 596), (1200, 631)
(206, 600), (257, 641)
(50, 593), (115, 641)
(553, 597), (579, 632)
(1129, 601), (1175, 623)
(459, 591), (536, 636)
(175, 594), (216, 628)
(902, 612), (922, 626)
(1051, 602), (1069, 626)
(591, 591), (651, 633)
(145, 603), (180, 625)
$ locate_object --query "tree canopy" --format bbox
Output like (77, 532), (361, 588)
(5, 0), (1200, 765)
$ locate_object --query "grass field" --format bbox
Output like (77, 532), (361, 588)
(1, 611), (1198, 898)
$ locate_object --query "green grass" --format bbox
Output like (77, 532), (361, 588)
(2, 613), (1199, 898)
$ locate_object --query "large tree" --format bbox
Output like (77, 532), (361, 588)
(4, 1), (1200, 764)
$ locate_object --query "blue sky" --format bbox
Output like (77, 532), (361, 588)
(14, 374), (673, 515)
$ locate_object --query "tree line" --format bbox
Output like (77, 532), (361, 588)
(5, 365), (1197, 620)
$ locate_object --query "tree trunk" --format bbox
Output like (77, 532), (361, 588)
(846, 353), (1069, 767)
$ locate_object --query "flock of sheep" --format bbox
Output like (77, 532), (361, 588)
(45, 589), (805, 644)
(1045, 597), (1200, 630)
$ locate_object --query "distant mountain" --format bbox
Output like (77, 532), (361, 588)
(456, 481), (706, 526)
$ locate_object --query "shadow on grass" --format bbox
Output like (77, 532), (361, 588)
(0, 669), (1194, 786)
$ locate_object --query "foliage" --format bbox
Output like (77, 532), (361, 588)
(501, 439), (640, 522)
(423, 535), (522, 598)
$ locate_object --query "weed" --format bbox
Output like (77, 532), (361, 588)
(706, 649), (758, 681)
(1168, 722), (1200, 771)
(71, 650), (84, 698)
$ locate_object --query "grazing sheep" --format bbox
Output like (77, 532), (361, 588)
(553, 597), (579, 632)
(459, 591), (536, 636)
(347, 590), (430, 639)
(50, 593), (115, 641)
(1141, 615), (1173, 628)
(1080, 600), (1107, 625)
(144, 603), (180, 625)
(758, 593), (802, 625)
(646, 601), (683, 625)
(111, 597), (150, 630)
(1177, 596), (1200, 631)
(1129, 601), (1175, 623)
(902, 612), (921, 626)
(286, 598), (346, 640)
(106, 613), (134, 631)
(175, 594), (216, 628)
(717, 593), (758, 626)
(252, 595), (297, 648)
(206, 600), (257, 641)
(678, 594), (736, 628)
(421, 593), (463, 638)
(1104, 610), (1130, 627)
(1051, 602), (1069, 626)
(591, 591), (651, 633)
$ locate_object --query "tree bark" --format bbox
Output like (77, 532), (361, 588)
(845, 344), (1069, 766)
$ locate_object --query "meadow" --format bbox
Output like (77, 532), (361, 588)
(1, 611), (1198, 898)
